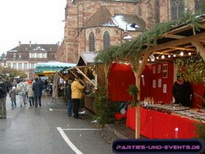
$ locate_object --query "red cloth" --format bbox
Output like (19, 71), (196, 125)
(115, 112), (126, 120)
(108, 63), (135, 101)
(126, 106), (199, 139)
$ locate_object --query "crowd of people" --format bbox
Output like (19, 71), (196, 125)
(0, 76), (52, 119)
(0, 72), (87, 120)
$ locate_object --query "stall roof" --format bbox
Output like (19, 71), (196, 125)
(35, 62), (76, 74)
(77, 52), (97, 66)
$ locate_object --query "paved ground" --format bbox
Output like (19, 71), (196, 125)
(0, 95), (115, 154)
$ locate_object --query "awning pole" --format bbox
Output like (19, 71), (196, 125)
(75, 67), (97, 87)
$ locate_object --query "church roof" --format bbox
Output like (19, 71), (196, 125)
(84, 6), (145, 32)
(84, 6), (114, 28)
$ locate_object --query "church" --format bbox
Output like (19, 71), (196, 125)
(57, 0), (203, 63)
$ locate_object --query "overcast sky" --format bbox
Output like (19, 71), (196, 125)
(0, 0), (66, 54)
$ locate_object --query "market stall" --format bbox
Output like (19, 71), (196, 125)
(35, 62), (76, 77)
(35, 62), (76, 98)
(95, 14), (205, 138)
(63, 52), (99, 112)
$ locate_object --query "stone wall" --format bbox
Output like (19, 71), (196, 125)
(57, 0), (199, 63)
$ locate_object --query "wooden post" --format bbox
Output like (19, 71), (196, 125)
(191, 40), (205, 61)
(134, 71), (141, 138)
(131, 52), (150, 138)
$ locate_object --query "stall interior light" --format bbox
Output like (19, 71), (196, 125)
(156, 56), (159, 59)
(161, 55), (165, 59)
(173, 54), (176, 57)
(149, 54), (155, 62)
(168, 55), (171, 58)
(139, 60), (142, 63)
(180, 51), (184, 56)
(188, 52), (192, 56)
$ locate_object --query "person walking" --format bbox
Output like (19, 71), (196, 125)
(66, 80), (73, 117)
(0, 75), (8, 119)
(17, 80), (27, 107)
(27, 80), (34, 107)
(71, 74), (84, 119)
(9, 86), (17, 109)
(32, 78), (43, 107)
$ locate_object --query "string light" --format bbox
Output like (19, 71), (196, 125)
(180, 51), (184, 56)
(156, 56), (159, 59)
(173, 54), (176, 57)
(161, 55), (165, 59)
(168, 55), (171, 58)
(188, 52), (191, 56)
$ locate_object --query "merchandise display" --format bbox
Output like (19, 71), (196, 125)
(140, 101), (205, 121)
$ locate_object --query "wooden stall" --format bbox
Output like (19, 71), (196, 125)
(95, 15), (205, 138)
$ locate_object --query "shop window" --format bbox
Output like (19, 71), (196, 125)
(170, 0), (185, 20)
(103, 31), (110, 50)
(89, 32), (95, 52)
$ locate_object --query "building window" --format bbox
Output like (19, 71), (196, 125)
(13, 53), (16, 59)
(195, 0), (205, 14)
(7, 63), (11, 68)
(42, 53), (47, 58)
(170, 0), (185, 20)
(24, 63), (27, 70)
(31, 63), (34, 69)
(29, 53), (35, 58)
(89, 32), (95, 51)
(154, 0), (160, 24)
(13, 63), (16, 69)
(103, 31), (110, 50)
(19, 63), (22, 70)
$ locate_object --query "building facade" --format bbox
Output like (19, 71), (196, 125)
(6, 42), (59, 79)
(58, 0), (204, 63)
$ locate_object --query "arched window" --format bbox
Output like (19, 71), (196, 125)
(103, 31), (110, 50)
(170, 0), (185, 20)
(89, 32), (95, 51)
(195, 0), (205, 14)
(154, 0), (160, 24)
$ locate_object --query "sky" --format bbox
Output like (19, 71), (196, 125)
(0, 0), (66, 55)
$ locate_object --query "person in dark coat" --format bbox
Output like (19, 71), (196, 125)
(66, 80), (73, 117)
(0, 75), (8, 119)
(172, 73), (193, 107)
(9, 86), (17, 108)
(32, 78), (43, 107)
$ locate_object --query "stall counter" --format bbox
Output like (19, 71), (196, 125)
(126, 105), (200, 139)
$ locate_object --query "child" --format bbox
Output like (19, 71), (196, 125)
(9, 86), (17, 108)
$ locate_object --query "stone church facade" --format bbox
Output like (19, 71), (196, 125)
(57, 0), (204, 63)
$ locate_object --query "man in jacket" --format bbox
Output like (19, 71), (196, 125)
(32, 78), (43, 107)
(71, 74), (84, 119)
(0, 75), (8, 119)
